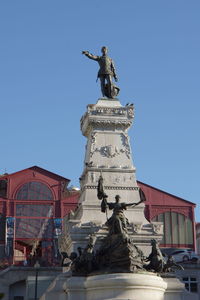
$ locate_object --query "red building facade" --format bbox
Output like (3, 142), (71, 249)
(0, 166), (196, 266)
(0, 166), (77, 266)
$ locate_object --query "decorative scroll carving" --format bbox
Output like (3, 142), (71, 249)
(100, 145), (120, 158)
(92, 119), (132, 127)
(86, 105), (134, 119)
(120, 133), (131, 159)
(131, 223), (142, 233)
(113, 175), (121, 184)
(90, 132), (97, 157)
(112, 174), (134, 184)
(91, 107), (127, 116)
(151, 223), (163, 234)
(90, 141), (132, 160)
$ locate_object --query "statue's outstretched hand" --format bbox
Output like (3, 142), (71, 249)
(82, 51), (89, 55)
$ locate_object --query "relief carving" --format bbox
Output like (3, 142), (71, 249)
(90, 172), (96, 183)
(122, 174), (134, 183)
(90, 144), (122, 159)
(101, 145), (120, 158)
(120, 133), (131, 159)
(152, 223), (163, 234)
(90, 132), (97, 157)
(131, 223), (142, 233)
(91, 107), (127, 116)
(88, 120), (132, 160)
(113, 175), (121, 184)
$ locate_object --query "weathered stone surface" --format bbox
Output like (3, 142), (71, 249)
(60, 98), (163, 257)
(66, 273), (168, 300)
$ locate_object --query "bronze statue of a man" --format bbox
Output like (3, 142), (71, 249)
(82, 46), (119, 98)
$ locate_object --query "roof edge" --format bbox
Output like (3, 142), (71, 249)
(137, 180), (196, 206)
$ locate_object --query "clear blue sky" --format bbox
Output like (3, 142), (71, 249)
(0, 1), (200, 219)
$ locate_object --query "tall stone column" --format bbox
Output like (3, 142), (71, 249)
(62, 98), (163, 255)
(77, 98), (146, 224)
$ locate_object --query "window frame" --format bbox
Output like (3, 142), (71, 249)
(15, 181), (54, 201)
(182, 277), (198, 293)
(152, 211), (193, 248)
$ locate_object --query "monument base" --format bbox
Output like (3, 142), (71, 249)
(162, 274), (185, 300)
(40, 272), (185, 300)
(66, 273), (175, 300)
(40, 271), (71, 300)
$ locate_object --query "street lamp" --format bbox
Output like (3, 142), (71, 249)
(34, 260), (40, 300)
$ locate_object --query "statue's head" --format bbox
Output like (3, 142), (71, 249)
(101, 46), (108, 55)
(115, 195), (121, 202)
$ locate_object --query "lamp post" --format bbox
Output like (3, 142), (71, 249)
(34, 260), (40, 300)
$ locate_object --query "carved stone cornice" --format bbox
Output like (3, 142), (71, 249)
(81, 105), (134, 137)
(87, 104), (134, 119)
(151, 222), (163, 235)
(130, 223), (143, 233)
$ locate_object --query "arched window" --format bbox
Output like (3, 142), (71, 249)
(15, 182), (54, 239)
(16, 181), (53, 200)
(152, 212), (193, 247)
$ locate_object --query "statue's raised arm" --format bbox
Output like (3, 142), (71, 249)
(82, 46), (120, 99)
(82, 51), (99, 61)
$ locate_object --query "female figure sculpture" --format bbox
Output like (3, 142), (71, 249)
(106, 195), (141, 236)
(97, 175), (145, 236)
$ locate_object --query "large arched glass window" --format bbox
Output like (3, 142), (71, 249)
(152, 212), (193, 246)
(16, 181), (53, 200)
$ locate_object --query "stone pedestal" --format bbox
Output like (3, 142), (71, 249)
(40, 271), (71, 300)
(162, 275), (185, 300)
(60, 98), (163, 256)
(78, 98), (144, 224)
(66, 273), (167, 300)
(45, 98), (186, 300)
(39, 272), (185, 300)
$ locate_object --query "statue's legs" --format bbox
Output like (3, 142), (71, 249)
(100, 76), (106, 97)
(106, 75), (112, 98)
(100, 75), (113, 98)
